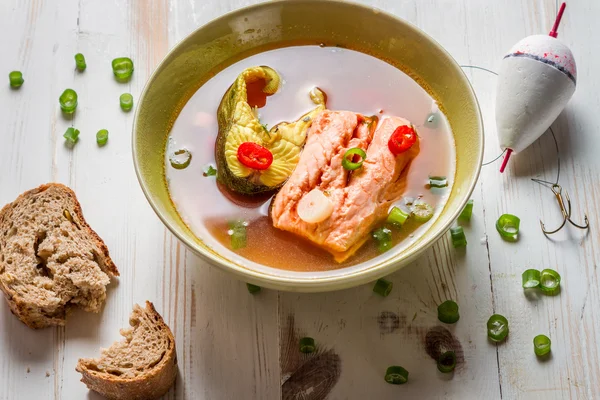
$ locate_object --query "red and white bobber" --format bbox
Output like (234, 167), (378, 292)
(496, 3), (576, 172)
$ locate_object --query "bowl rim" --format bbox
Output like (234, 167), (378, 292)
(132, 0), (484, 292)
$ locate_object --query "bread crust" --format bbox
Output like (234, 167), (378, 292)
(76, 301), (178, 400)
(0, 183), (119, 329)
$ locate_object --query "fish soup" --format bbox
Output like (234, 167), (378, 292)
(165, 45), (455, 272)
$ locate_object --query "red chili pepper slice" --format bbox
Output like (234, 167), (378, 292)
(237, 142), (273, 170)
(388, 125), (417, 155)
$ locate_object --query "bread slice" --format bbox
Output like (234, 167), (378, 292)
(76, 301), (178, 400)
(0, 183), (118, 329)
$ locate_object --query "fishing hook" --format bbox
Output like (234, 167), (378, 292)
(539, 184), (589, 235)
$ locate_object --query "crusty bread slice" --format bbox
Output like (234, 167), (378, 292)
(76, 301), (178, 400)
(0, 183), (118, 329)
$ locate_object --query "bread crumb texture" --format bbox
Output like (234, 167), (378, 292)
(76, 301), (178, 400)
(0, 183), (118, 329)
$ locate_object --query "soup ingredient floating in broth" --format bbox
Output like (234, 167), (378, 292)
(272, 112), (419, 263)
(215, 66), (327, 195)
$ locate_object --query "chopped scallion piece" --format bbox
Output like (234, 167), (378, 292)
(450, 226), (467, 248)
(228, 220), (247, 250)
(459, 199), (474, 221)
(437, 351), (457, 373)
(96, 129), (108, 146)
(120, 93), (134, 111)
(373, 278), (393, 297)
(63, 127), (80, 146)
(496, 214), (520, 242)
(429, 175), (448, 188)
(169, 149), (192, 170)
(59, 89), (78, 114)
(410, 200), (434, 223)
(204, 165), (217, 177)
(342, 147), (367, 171)
(539, 269), (561, 296)
(112, 57), (134, 80)
(533, 334), (551, 356)
(384, 366), (409, 385)
(74, 53), (86, 71)
(487, 314), (509, 342)
(9, 71), (24, 88)
(437, 300), (460, 324)
(387, 206), (409, 228)
(372, 227), (392, 252)
(522, 269), (541, 289)
(299, 337), (316, 353)
(246, 283), (261, 294)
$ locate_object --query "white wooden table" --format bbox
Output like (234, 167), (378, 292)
(1, 0), (599, 399)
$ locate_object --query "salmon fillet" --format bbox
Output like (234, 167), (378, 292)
(271, 110), (420, 262)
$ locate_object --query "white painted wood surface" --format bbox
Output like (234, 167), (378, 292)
(1, 0), (598, 399)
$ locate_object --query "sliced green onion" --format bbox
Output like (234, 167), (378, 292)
(372, 227), (392, 253)
(246, 283), (261, 294)
(342, 147), (367, 171)
(539, 269), (561, 296)
(384, 366), (408, 385)
(373, 278), (393, 297)
(387, 206), (409, 228)
(120, 93), (134, 111)
(96, 129), (108, 146)
(169, 149), (192, 170)
(437, 300), (460, 324)
(487, 314), (509, 342)
(450, 226), (467, 248)
(522, 269), (541, 289)
(63, 127), (80, 146)
(204, 165), (217, 177)
(299, 337), (316, 353)
(410, 200), (434, 223)
(228, 220), (247, 250)
(429, 175), (448, 188)
(437, 351), (457, 373)
(9, 71), (24, 88)
(533, 334), (551, 356)
(496, 214), (520, 242)
(112, 57), (134, 80)
(74, 53), (86, 71)
(459, 199), (474, 221)
(59, 88), (78, 114)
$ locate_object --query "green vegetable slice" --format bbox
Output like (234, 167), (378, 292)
(459, 199), (474, 221)
(120, 93), (134, 111)
(387, 206), (409, 228)
(169, 149), (192, 170)
(63, 127), (80, 146)
(533, 334), (551, 356)
(450, 226), (467, 248)
(438, 300), (460, 324)
(539, 269), (561, 296)
(522, 269), (541, 289)
(112, 57), (134, 80)
(228, 220), (247, 250)
(487, 314), (509, 342)
(299, 337), (316, 353)
(342, 147), (367, 171)
(246, 283), (261, 294)
(59, 89), (78, 114)
(9, 71), (24, 88)
(96, 129), (108, 146)
(373, 278), (393, 297)
(410, 200), (434, 223)
(496, 214), (520, 242)
(372, 227), (392, 253)
(204, 165), (217, 177)
(429, 175), (448, 188)
(74, 53), (86, 71)
(384, 366), (409, 385)
(437, 351), (457, 373)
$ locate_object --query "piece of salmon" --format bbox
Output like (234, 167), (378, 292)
(271, 110), (420, 262)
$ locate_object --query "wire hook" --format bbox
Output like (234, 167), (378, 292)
(539, 184), (590, 235)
